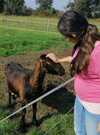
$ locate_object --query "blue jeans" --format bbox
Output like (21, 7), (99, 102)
(74, 96), (100, 135)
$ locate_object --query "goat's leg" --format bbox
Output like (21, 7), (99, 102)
(6, 82), (11, 107)
(32, 103), (38, 126)
(7, 84), (14, 107)
(7, 90), (13, 108)
(7, 91), (16, 117)
(8, 91), (12, 106)
(19, 102), (27, 132)
(8, 92), (17, 109)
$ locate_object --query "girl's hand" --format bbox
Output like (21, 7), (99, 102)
(46, 53), (59, 63)
(46, 53), (72, 63)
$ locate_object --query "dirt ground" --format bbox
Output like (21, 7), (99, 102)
(0, 48), (75, 125)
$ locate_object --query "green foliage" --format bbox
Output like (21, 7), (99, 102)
(26, 128), (45, 135)
(0, 107), (17, 135)
(41, 113), (75, 135)
(36, 0), (56, 16)
(23, 7), (33, 16)
(66, 0), (100, 18)
(66, 2), (74, 10)
(4, 0), (25, 15)
(0, 121), (17, 135)
(90, 0), (100, 18)
(92, 0), (100, 5)
(74, 0), (91, 17)
(0, 0), (4, 12)
(36, 0), (53, 10)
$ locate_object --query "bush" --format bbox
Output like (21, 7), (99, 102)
(34, 8), (58, 16)
(23, 7), (33, 16)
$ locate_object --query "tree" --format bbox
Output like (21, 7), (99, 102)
(66, 0), (100, 17)
(0, 0), (4, 12)
(36, 0), (53, 10)
(74, 0), (91, 17)
(36, 0), (55, 15)
(91, 0), (100, 5)
(66, 0), (93, 17)
(4, 0), (25, 15)
(66, 2), (74, 10)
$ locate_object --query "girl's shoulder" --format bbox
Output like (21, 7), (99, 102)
(95, 40), (100, 48)
(91, 41), (100, 58)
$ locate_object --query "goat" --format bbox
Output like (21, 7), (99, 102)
(5, 54), (65, 131)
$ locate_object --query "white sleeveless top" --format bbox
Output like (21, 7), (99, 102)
(79, 98), (100, 114)
(79, 42), (100, 114)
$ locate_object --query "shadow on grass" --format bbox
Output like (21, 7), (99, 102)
(42, 83), (75, 114)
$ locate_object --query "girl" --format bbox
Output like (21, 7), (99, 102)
(47, 10), (100, 135)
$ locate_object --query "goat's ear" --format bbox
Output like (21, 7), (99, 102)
(40, 54), (47, 60)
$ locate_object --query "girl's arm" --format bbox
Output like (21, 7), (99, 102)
(58, 56), (72, 63)
(46, 53), (72, 63)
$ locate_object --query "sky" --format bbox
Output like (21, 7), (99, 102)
(25, 0), (70, 11)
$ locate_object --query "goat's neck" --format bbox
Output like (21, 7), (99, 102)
(30, 60), (46, 89)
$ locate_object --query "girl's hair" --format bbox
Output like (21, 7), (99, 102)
(58, 10), (100, 76)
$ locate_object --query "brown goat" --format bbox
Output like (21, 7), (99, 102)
(5, 54), (65, 131)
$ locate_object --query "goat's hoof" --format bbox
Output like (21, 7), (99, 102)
(7, 104), (12, 108)
(18, 124), (27, 133)
(17, 127), (27, 133)
(7, 103), (16, 109)
(32, 119), (39, 127)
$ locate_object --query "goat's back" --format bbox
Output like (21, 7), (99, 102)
(5, 62), (32, 78)
(5, 62), (32, 93)
(5, 62), (26, 78)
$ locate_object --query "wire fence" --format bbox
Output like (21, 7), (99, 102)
(0, 16), (58, 33)
(0, 16), (100, 34)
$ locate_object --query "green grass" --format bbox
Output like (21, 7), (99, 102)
(0, 107), (17, 135)
(41, 113), (75, 135)
(0, 15), (66, 57)
(0, 110), (75, 135)
(0, 15), (100, 57)
(26, 113), (75, 135)
(0, 15), (100, 33)
(0, 121), (17, 135)
(0, 26), (70, 56)
(0, 15), (58, 32)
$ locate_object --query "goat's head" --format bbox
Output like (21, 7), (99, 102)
(39, 54), (65, 76)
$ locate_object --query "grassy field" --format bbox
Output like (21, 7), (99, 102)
(0, 15), (99, 57)
(0, 109), (74, 135)
(0, 15), (100, 135)
(0, 22), (70, 57)
(0, 15), (58, 32)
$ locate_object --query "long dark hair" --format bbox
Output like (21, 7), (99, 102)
(58, 10), (100, 76)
